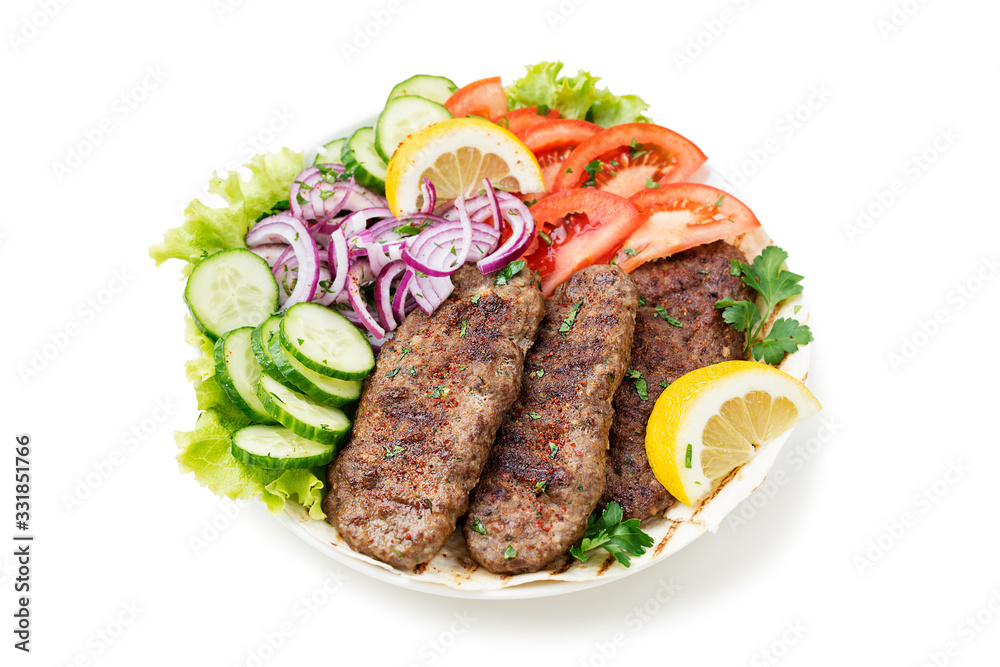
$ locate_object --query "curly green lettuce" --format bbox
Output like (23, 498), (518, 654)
(150, 148), (303, 268)
(155, 149), (326, 519)
(505, 61), (651, 127)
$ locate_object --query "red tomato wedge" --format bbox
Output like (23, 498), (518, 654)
(524, 189), (643, 296)
(518, 119), (602, 192)
(551, 123), (708, 197)
(492, 106), (560, 135)
(613, 183), (761, 272)
(444, 77), (507, 119)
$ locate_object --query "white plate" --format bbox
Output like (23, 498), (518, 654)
(277, 129), (813, 598)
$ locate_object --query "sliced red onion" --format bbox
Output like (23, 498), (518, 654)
(248, 243), (288, 267)
(483, 179), (503, 231)
(312, 267), (336, 306)
(325, 227), (349, 301)
(419, 177), (436, 215)
(392, 270), (414, 324)
(477, 196), (534, 274)
(346, 261), (385, 338)
(246, 213), (319, 308)
(375, 260), (407, 331)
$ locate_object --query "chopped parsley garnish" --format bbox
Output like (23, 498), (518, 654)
(698, 269), (711, 275)
(558, 300), (584, 338)
(494, 260), (526, 285)
(625, 368), (648, 401)
(297, 338), (305, 346)
(538, 231), (552, 246)
(255, 199), (290, 221)
(470, 294), (481, 304)
(658, 380), (670, 388)
(583, 159), (603, 187)
(628, 138), (647, 159)
(471, 518), (487, 535)
(645, 178), (660, 189)
(714, 246), (813, 364)
(713, 194), (726, 207)
(637, 295), (647, 307)
(623, 246), (639, 257)
(564, 167), (573, 174)
(536, 104), (551, 116)
(534, 480), (548, 494)
(534, 368), (544, 378)
(384, 445), (404, 459)
(503, 545), (517, 559)
(386, 367), (400, 378)
(459, 320), (468, 337)
(655, 306), (682, 327)
(569, 502), (653, 567)
(527, 411), (542, 420)
(408, 366), (416, 376)
(684, 444), (693, 469)
(549, 442), (559, 458)
(429, 386), (445, 399)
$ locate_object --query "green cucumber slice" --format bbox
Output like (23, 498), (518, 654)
(268, 329), (362, 406)
(375, 95), (452, 162)
(255, 374), (351, 446)
(341, 127), (387, 194)
(280, 302), (374, 380)
(184, 248), (278, 340)
(214, 327), (277, 424)
(231, 425), (335, 469)
(314, 138), (346, 166)
(250, 315), (286, 381)
(386, 74), (458, 105)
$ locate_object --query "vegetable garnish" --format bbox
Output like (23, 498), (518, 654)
(494, 259), (527, 286)
(569, 502), (654, 567)
(714, 246), (813, 365)
(625, 368), (648, 401)
(558, 300), (584, 338)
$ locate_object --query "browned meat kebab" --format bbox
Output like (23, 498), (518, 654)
(603, 241), (753, 520)
(323, 265), (544, 569)
(464, 265), (639, 574)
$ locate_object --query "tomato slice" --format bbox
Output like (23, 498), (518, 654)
(518, 119), (602, 192)
(524, 189), (643, 296)
(613, 183), (761, 272)
(551, 123), (707, 197)
(444, 77), (507, 119)
(493, 106), (560, 135)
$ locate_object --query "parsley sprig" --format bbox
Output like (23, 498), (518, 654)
(494, 260), (526, 286)
(714, 246), (813, 365)
(570, 502), (654, 567)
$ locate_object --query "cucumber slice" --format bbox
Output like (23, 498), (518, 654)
(251, 315), (286, 380)
(184, 248), (278, 340)
(386, 74), (458, 105)
(267, 329), (362, 406)
(214, 327), (277, 424)
(255, 374), (351, 446)
(313, 138), (346, 166)
(341, 127), (387, 194)
(280, 302), (375, 380)
(375, 95), (452, 162)
(232, 425), (336, 469)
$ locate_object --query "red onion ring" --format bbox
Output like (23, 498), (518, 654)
(246, 213), (319, 308)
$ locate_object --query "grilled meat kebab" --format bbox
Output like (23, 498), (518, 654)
(324, 264), (544, 569)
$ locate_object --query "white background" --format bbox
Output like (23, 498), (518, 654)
(4, 0), (999, 665)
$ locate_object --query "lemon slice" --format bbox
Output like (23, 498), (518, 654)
(645, 361), (821, 506)
(384, 117), (544, 217)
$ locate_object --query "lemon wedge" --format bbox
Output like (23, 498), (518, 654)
(645, 361), (821, 506)
(384, 117), (544, 218)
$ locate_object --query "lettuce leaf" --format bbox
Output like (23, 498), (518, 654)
(505, 61), (651, 127)
(176, 410), (327, 519)
(150, 148), (304, 267)
(156, 149), (327, 520)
